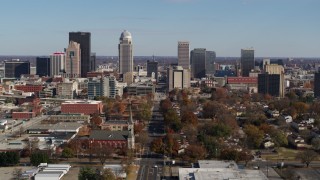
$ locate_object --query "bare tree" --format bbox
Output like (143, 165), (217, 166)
(296, 150), (318, 167)
(95, 144), (114, 165)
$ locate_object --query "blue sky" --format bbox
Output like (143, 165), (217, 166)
(0, 0), (319, 57)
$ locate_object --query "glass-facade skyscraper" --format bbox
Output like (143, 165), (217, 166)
(69, 32), (92, 77)
(241, 48), (255, 77)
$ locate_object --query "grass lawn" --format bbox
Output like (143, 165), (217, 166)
(261, 147), (301, 160)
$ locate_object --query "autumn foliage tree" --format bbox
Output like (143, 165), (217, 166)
(181, 111), (198, 126)
(183, 145), (207, 163)
(243, 124), (264, 148)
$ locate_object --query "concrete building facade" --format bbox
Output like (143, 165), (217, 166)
(50, 52), (65, 77)
(178, 41), (190, 69)
(65, 41), (81, 78)
(118, 30), (133, 74)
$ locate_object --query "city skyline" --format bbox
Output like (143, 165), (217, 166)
(0, 0), (319, 57)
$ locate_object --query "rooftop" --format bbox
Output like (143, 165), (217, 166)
(89, 130), (129, 141)
(62, 100), (102, 104)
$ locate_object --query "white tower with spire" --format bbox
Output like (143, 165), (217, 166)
(127, 101), (135, 149)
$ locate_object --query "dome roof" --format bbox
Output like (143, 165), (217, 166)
(120, 30), (132, 39)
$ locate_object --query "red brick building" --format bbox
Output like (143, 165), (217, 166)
(15, 84), (43, 96)
(12, 112), (35, 119)
(61, 100), (103, 115)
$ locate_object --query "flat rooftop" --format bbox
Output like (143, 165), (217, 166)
(179, 168), (268, 180)
(62, 100), (102, 104)
(198, 160), (238, 169)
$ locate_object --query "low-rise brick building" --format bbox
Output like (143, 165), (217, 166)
(61, 100), (103, 115)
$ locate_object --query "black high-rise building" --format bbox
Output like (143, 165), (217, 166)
(90, 53), (96, 72)
(36, 56), (50, 77)
(191, 48), (206, 78)
(4, 60), (30, 78)
(147, 60), (158, 81)
(69, 32), (92, 77)
(241, 49), (254, 77)
(314, 72), (320, 98)
(258, 73), (280, 96)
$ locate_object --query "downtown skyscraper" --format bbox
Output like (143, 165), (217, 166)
(241, 48), (255, 77)
(118, 30), (133, 74)
(178, 41), (190, 69)
(69, 32), (92, 77)
(65, 41), (81, 78)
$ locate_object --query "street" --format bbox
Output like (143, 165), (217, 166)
(137, 101), (165, 180)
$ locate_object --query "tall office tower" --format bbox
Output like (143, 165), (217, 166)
(69, 32), (91, 77)
(314, 72), (320, 98)
(178, 41), (190, 69)
(206, 51), (216, 76)
(50, 52), (65, 77)
(167, 65), (190, 91)
(65, 41), (81, 78)
(258, 73), (280, 97)
(147, 60), (158, 81)
(265, 64), (285, 97)
(4, 60), (30, 78)
(191, 48), (206, 78)
(90, 53), (96, 72)
(118, 30), (133, 74)
(36, 56), (50, 77)
(241, 48), (255, 77)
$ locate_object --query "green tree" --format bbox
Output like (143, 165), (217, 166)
(78, 167), (98, 180)
(270, 130), (288, 148)
(30, 152), (49, 166)
(243, 125), (264, 148)
(61, 147), (74, 159)
(136, 103), (152, 121)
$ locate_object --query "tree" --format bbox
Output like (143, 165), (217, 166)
(91, 113), (103, 127)
(292, 102), (309, 117)
(296, 150), (318, 167)
(164, 109), (182, 132)
(30, 152), (49, 166)
(238, 149), (254, 166)
(136, 131), (149, 147)
(202, 101), (227, 119)
(101, 168), (116, 180)
(61, 147), (74, 159)
(243, 125), (264, 148)
(136, 103), (152, 121)
(311, 138), (320, 151)
(95, 145), (114, 165)
(204, 123), (231, 138)
(78, 167), (98, 180)
(219, 149), (239, 161)
(197, 134), (220, 158)
(270, 130), (288, 148)
(160, 98), (172, 113)
(181, 111), (198, 126)
(183, 145), (207, 163)
(151, 138), (164, 154)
